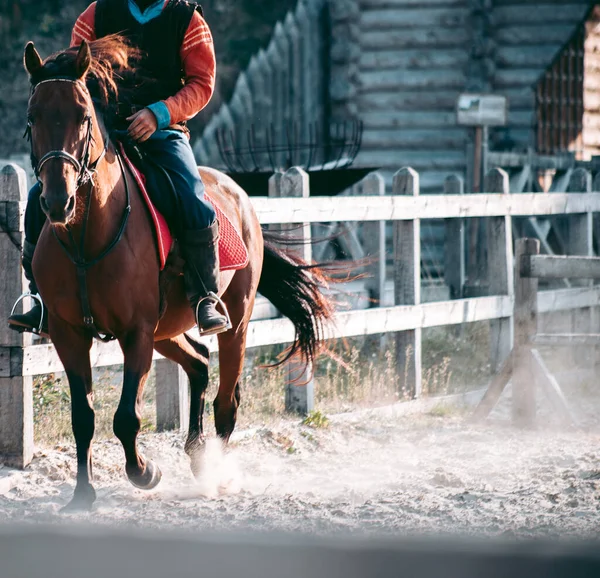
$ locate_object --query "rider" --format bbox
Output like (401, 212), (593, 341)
(8, 0), (229, 336)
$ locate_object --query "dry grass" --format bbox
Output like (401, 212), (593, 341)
(33, 322), (492, 445)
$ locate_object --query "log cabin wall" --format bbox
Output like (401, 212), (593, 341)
(352, 0), (593, 190)
(354, 0), (472, 194)
(197, 0), (595, 190)
(490, 0), (591, 155)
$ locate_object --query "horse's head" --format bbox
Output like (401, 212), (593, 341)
(24, 41), (98, 225)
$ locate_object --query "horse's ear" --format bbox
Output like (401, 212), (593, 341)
(24, 42), (43, 77)
(75, 40), (91, 78)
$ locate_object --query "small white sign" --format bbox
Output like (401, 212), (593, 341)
(457, 94), (508, 126)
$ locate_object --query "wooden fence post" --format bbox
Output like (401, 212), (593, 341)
(567, 168), (593, 366)
(270, 168), (314, 414)
(513, 238), (540, 427)
(393, 168), (421, 398)
(485, 168), (514, 374)
(362, 172), (386, 305)
(0, 163), (33, 468)
(154, 360), (189, 433)
(443, 175), (465, 299)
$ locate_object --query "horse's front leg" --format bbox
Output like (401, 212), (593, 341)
(113, 328), (162, 490)
(50, 320), (96, 512)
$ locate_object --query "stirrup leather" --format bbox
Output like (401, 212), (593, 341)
(10, 292), (45, 335)
(195, 292), (232, 337)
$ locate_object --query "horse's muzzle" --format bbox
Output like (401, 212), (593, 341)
(40, 193), (76, 225)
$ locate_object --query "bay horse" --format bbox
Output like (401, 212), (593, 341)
(22, 37), (334, 511)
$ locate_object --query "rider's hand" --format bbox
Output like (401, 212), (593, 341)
(126, 109), (158, 143)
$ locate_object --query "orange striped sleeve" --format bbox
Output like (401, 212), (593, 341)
(161, 10), (216, 125)
(71, 2), (97, 46)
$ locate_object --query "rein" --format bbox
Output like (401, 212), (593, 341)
(27, 77), (132, 342)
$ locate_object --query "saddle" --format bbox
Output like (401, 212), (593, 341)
(117, 139), (248, 272)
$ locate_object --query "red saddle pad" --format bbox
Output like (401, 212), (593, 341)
(120, 145), (249, 272)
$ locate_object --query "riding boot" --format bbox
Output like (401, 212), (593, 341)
(8, 240), (48, 335)
(180, 221), (230, 336)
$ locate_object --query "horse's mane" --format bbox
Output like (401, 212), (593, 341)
(30, 35), (153, 123)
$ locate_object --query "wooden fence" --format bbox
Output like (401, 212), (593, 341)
(193, 0), (328, 170)
(2, 163), (600, 468)
(476, 236), (600, 428)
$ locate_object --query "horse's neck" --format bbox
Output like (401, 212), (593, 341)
(71, 144), (128, 258)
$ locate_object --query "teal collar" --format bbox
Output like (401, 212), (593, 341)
(128, 0), (165, 24)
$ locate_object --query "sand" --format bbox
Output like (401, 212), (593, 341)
(1, 397), (599, 538)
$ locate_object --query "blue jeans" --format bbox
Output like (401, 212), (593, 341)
(24, 130), (215, 243)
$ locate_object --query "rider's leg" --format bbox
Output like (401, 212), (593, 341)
(140, 131), (229, 335)
(8, 182), (48, 334)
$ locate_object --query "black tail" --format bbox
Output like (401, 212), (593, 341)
(258, 231), (337, 366)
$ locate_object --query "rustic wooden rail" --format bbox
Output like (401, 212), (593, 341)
(475, 236), (600, 427)
(2, 163), (600, 467)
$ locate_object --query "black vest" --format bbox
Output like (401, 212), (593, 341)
(95, 0), (202, 109)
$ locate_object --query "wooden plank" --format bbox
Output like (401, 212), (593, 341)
(533, 333), (600, 346)
(567, 169), (594, 364)
(359, 49), (468, 71)
(360, 0), (467, 6)
(19, 282), (600, 378)
(16, 294), (511, 376)
(356, 150), (466, 171)
(493, 5), (588, 27)
(512, 239), (540, 427)
(443, 175), (465, 299)
(530, 348), (576, 426)
(361, 173), (386, 305)
(359, 70), (466, 91)
(360, 129), (467, 149)
(496, 45), (562, 68)
(495, 25), (582, 46)
(360, 7), (469, 30)
(250, 192), (600, 224)
(538, 286), (600, 312)
(361, 111), (460, 129)
(393, 168), (421, 399)
(154, 360), (189, 433)
(0, 164), (33, 469)
(361, 28), (469, 50)
(486, 169), (514, 374)
(280, 168), (314, 415)
(493, 0), (591, 5)
(358, 91), (459, 112)
(487, 151), (577, 171)
(472, 351), (513, 421)
(494, 69), (547, 89)
(522, 255), (600, 279)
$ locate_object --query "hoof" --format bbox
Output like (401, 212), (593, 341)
(129, 460), (162, 490)
(61, 485), (96, 513)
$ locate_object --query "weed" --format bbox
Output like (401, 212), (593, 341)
(302, 410), (330, 429)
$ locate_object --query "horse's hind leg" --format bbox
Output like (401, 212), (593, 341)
(113, 328), (162, 490)
(50, 321), (96, 511)
(213, 324), (249, 442)
(154, 334), (209, 474)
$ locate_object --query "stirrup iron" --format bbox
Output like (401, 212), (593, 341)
(195, 292), (232, 337)
(10, 292), (45, 335)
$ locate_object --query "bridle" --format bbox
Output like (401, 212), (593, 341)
(24, 76), (132, 342)
(26, 78), (109, 190)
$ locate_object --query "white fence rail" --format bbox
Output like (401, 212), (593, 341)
(1, 163), (599, 467)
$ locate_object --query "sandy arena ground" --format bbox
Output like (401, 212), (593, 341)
(1, 389), (599, 539)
